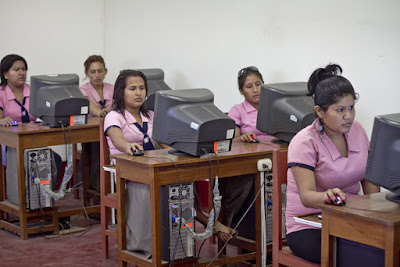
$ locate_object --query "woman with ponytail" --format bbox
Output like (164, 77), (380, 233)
(285, 64), (381, 265)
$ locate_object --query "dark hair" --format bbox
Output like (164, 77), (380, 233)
(0, 54), (28, 89)
(238, 66), (264, 90)
(83, 55), (106, 76)
(307, 63), (358, 112)
(112, 69), (150, 118)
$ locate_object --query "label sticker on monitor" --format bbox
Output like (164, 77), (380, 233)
(213, 140), (231, 153)
(81, 106), (89, 114)
(70, 115), (86, 126)
(290, 114), (298, 122)
(190, 122), (199, 130)
(226, 129), (235, 139)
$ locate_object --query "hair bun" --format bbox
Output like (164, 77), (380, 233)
(307, 63), (343, 96)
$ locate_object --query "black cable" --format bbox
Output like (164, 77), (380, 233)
(206, 169), (270, 267)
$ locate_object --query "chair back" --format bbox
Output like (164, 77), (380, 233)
(99, 118), (112, 196)
(272, 149), (320, 267)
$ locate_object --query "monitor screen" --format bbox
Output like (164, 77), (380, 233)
(365, 113), (400, 203)
(139, 68), (172, 111)
(256, 82), (315, 143)
(152, 88), (236, 156)
(30, 74), (89, 127)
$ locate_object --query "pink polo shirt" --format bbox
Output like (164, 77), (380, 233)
(228, 100), (271, 138)
(80, 82), (114, 117)
(0, 84), (36, 122)
(285, 119), (369, 234)
(104, 110), (155, 155)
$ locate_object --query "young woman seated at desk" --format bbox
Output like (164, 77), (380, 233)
(104, 69), (235, 257)
(285, 63), (381, 265)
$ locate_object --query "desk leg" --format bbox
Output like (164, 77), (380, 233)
(16, 145), (28, 239)
(150, 176), (161, 267)
(384, 227), (399, 267)
(321, 212), (334, 267)
(0, 146), (4, 220)
(255, 172), (262, 266)
(81, 143), (91, 207)
(116, 164), (127, 267)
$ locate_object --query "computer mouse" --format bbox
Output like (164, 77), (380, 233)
(331, 195), (346, 206)
(131, 148), (144, 156)
(250, 134), (260, 143)
(11, 120), (18, 126)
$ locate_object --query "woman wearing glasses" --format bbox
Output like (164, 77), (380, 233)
(228, 66), (271, 142)
(221, 66), (270, 241)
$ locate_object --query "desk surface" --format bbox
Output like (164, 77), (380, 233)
(0, 117), (101, 149)
(320, 191), (400, 226)
(320, 191), (400, 267)
(112, 137), (285, 184)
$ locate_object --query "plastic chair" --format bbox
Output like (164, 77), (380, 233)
(272, 149), (320, 267)
(99, 118), (117, 258)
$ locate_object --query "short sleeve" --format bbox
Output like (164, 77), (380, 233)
(288, 132), (318, 169)
(228, 104), (242, 127)
(104, 111), (123, 135)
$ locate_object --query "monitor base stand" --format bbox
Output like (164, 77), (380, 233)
(168, 149), (193, 156)
(271, 138), (289, 145)
(385, 192), (400, 203)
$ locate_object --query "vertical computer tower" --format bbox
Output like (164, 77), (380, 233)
(6, 147), (54, 209)
(24, 148), (53, 210)
(160, 182), (195, 261)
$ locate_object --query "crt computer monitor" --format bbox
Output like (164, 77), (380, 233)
(256, 82), (315, 143)
(138, 68), (172, 111)
(30, 74), (89, 127)
(365, 113), (400, 203)
(152, 88), (236, 156)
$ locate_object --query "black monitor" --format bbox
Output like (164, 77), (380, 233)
(139, 68), (172, 111)
(152, 88), (236, 156)
(256, 82), (315, 143)
(30, 74), (89, 127)
(365, 113), (400, 203)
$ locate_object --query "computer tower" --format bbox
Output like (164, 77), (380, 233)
(6, 147), (54, 209)
(24, 148), (54, 210)
(160, 182), (195, 261)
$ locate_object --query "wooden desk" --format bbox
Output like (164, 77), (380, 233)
(113, 137), (285, 267)
(320, 192), (400, 267)
(0, 117), (101, 239)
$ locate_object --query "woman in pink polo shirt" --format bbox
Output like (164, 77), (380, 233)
(228, 66), (271, 142)
(79, 55), (114, 193)
(286, 64), (381, 265)
(104, 69), (167, 258)
(221, 66), (271, 241)
(0, 54), (62, 203)
(80, 55), (114, 118)
(0, 54), (35, 125)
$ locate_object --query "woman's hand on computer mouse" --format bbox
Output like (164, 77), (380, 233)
(324, 188), (346, 205)
(240, 132), (259, 143)
(126, 143), (143, 156)
(0, 117), (14, 127)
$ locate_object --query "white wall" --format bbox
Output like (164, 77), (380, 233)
(0, 0), (105, 159)
(1, 0), (400, 137)
(104, 0), (400, 136)
(0, 0), (105, 81)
